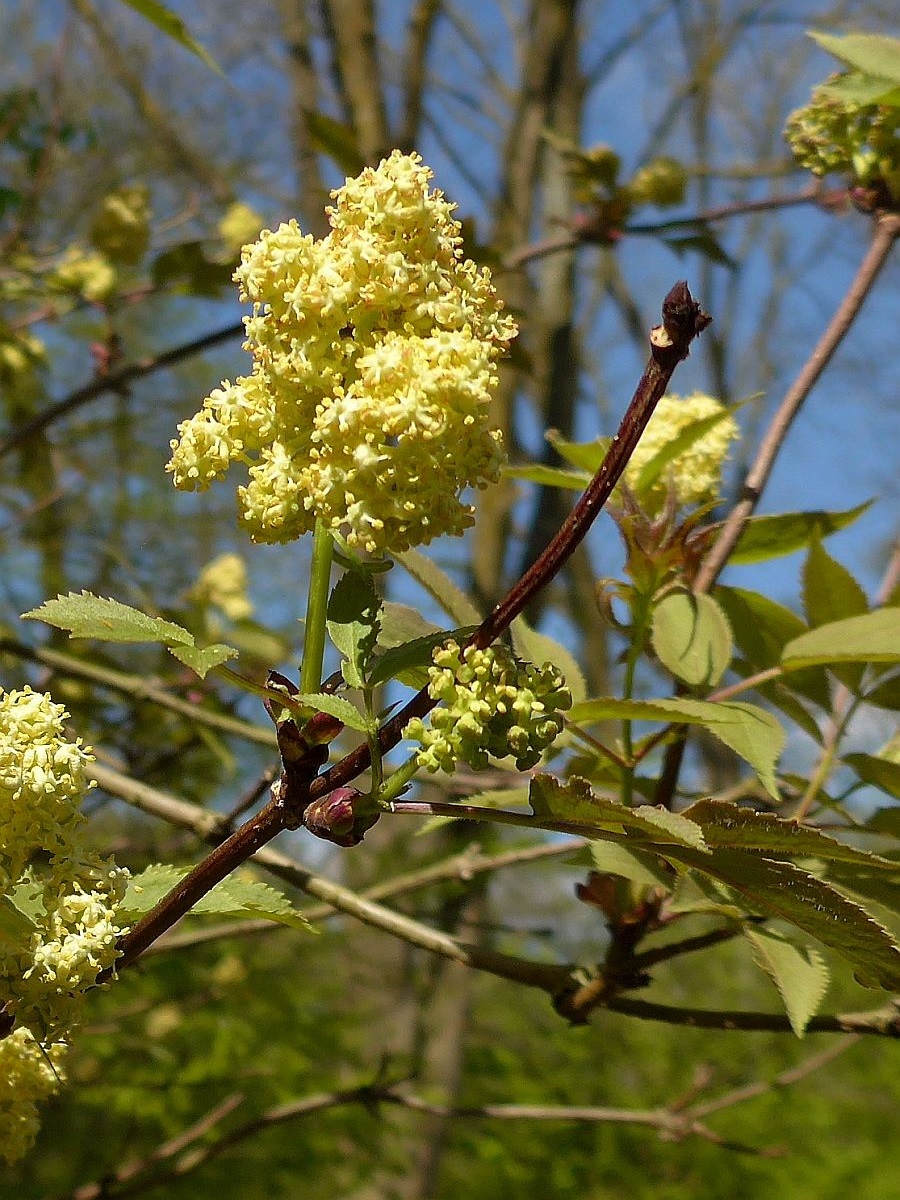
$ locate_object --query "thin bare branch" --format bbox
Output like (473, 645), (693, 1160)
(695, 210), (900, 592)
(399, 0), (442, 149)
(0, 638), (277, 747)
(605, 996), (900, 1037)
(148, 837), (588, 955)
(0, 323), (243, 462)
(92, 761), (574, 996)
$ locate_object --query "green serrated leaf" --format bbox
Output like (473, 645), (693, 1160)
(0, 894), (38, 942)
(511, 615), (588, 704)
(569, 697), (784, 800)
(717, 586), (830, 709)
(116, 0), (223, 73)
(803, 536), (868, 692)
(302, 109), (365, 176)
(294, 692), (370, 733)
(681, 799), (897, 869)
(369, 626), (477, 690)
(529, 774), (708, 851)
(23, 592), (195, 646)
(724, 502), (871, 565)
(809, 31), (900, 85)
(823, 866), (900, 917)
(820, 72), (900, 106)
(395, 549), (482, 626)
(651, 591), (733, 687)
(803, 537), (869, 628)
(745, 928), (829, 1037)
(120, 864), (311, 930)
(370, 604), (446, 686)
(661, 229), (737, 268)
(843, 753), (900, 800)
(751, 677), (824, 745)
(151, 241), (233, 296)
(589, 841), (673, 888)
(168, 642), (238, 678)
(545, 431), (611, 473)
(377, 603), (443, 647)
(119, 864), (191, 917)
(782, 609), (900, 670)
(327, 571), (381, 689)
(634, 405), (745, 496)
(669, 846), (900, 990)
(502, 464), (591, 490)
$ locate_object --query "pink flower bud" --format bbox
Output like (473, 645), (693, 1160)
(303, 788), (380, 847)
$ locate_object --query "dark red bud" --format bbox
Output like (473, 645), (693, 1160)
(303, 787), (381, 847)
(301, 710), (345, 746)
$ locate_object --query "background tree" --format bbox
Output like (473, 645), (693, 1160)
(1, 2), (898, 1197)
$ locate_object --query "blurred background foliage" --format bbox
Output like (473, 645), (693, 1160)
(1, 0), (898, 1196)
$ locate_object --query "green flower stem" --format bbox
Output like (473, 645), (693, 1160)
(793, 691), (863, 821)
(376, 752), (421, 807)
(621, 590), (654, 805)
(564, 720), (628, 771)
(364, 690), (384, 793)
(300, 519), (334, 695)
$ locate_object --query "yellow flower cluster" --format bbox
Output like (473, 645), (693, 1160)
(0, 688), (128, 1162)
(0, 1029), (66, 1165)
(191, 552), (254, 621)
(0, 688), (88, 891)
(405, 640), (571, 773)
(50, 246), (117, 303)
(168, 151), (517, 553)
(621, 392), (739, 512)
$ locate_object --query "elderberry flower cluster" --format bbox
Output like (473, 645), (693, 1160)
(0, 688), (128, 1162)
(784, 79), (900, 202)
(168, 151), (517, 554)
(191, 552), (254, 621)
(620, 392), (739, 513)
(0, 1029), (66, 1165)
(404, 641), (572, 773)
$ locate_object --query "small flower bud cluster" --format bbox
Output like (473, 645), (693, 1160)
(621, 392), (739, 513)
(785, 80), (900, 202)
(405, 641), (572, 773)
(168, 151), (517, 554)
(0, 688), (128, 1162)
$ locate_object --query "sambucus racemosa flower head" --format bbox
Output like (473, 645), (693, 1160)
(168, 151), (517, 554)
(618, 391), (739, 514)
(0, 688), (128, 1162)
